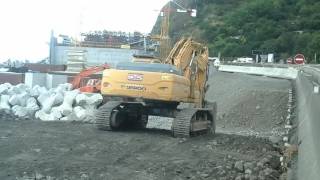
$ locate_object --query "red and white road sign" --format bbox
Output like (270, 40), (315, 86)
(287, 57), (293, 64)
(294, 54), (305, 64)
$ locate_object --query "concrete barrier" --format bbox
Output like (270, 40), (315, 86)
(25, 72), (47, 88)
(46, 74), (68, 89)
(296, 68), (320, 180)
(219, 65), (298, 79)
(300, 66), (320, 84)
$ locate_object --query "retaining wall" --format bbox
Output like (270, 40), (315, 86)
(25, 63), (66, 73)
(219, 65), (298, 79)
(0, 72), (24, 85)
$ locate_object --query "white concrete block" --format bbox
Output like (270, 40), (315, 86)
(0, 83), (11, 94)
(0, 95), (11, 111)
(35, 109), (62, 121)
(25, 72), (47, 88)
(46, 74), (68, 89)
(8, 92), (29, 106)
(41, 93), (63, 113)
(12, 105), (29, 117)
(8, 84), (25, 95)
(74, 106), (87, 120)
(30, 85), (48, 98)
(75, 93), (103, 107)
(52, 90), (79, 116)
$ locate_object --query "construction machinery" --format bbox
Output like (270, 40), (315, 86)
(150, 1), (197, 62)
(95, 38), (216, 137)
(149, 2), (172, 62)
(71, 64), (109, 93)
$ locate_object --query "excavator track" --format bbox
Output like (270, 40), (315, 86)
(173, 106), (215, 138)
(172, 108), (197, 138)
(96, 101), (121, 130)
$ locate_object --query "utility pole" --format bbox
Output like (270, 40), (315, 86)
(49, 30), (55, 64)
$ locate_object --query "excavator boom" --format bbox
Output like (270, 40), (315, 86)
(165, 38), (209, 107)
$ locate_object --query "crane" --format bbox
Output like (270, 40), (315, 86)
(151, 0), (197, 62)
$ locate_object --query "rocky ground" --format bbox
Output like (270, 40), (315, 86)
(207, 70), (290, 138)
(0, 70), (291, 180)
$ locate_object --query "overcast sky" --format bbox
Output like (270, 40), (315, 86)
(0, 0), (169, 62)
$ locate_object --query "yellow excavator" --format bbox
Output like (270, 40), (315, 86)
(95, 38), (216, 137)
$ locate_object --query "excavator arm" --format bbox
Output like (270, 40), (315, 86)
(165, 38), (209, 107)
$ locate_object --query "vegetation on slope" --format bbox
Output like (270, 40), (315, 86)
(153, 0), (320, 62)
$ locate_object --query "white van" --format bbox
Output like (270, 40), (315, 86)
(209, 57), (220, 67)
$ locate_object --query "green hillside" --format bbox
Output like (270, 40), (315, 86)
(152, 0), (320, 62)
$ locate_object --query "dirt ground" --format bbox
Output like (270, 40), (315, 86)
(0, 71), (291, 180)
(206, 70), (290, 137)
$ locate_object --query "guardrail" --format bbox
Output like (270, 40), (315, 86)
(300, 66), (320, 84)
(296, 67), (320, 180)
(221, 62), (300, 68)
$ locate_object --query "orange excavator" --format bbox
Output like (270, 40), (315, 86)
(71, 64), (109, 93)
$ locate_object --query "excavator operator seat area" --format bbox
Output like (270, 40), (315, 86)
(100, 62), (191, 102)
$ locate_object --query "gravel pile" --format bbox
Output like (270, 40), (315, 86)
(206, 70), (291, 137)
